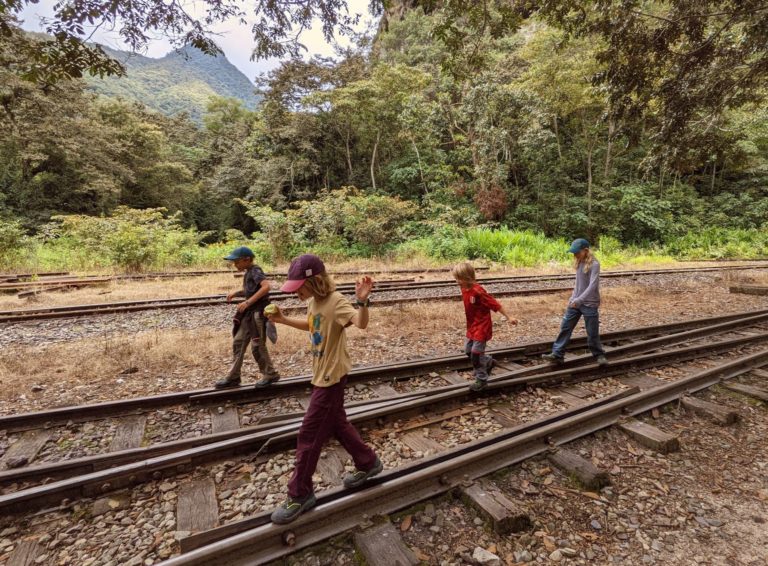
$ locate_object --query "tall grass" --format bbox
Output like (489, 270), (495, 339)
(665, 228), (768, 260)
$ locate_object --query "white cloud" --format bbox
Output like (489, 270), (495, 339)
(17, 0), (375, 83)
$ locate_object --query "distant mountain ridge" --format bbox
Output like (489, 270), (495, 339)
(88, 45), (261, 123)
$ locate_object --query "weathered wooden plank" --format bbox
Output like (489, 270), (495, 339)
(354, 521), (418, 566)
(177, 478), (219, 533)
(440, 371), (468, 385)
(210, 407), (240, 434)
(491, 405), (518, 427)
(316, 444), (347, 486)
(400, 430), (443, 456)
(493, 360), (525, 371)
(548, 448), (610, 490)
(6, 539), (41, 566)
(723, 382), (768, 402)
(682, 396), (739, 425)
(750, 368), (768, 379)
(462, 482), (531, 534)
(370, 383), (399, 398)
(552, 390), (587, 407)
(109, 415), (147, 452)
(558, 385), (592, 399)
(729, 285), (768, 296)
(619, 419), (680, 453)
(618, 374), (665, 391)
(0, 429), (52, 469)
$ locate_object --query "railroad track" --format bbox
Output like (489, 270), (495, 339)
(1, 310), (768, 564)
(3, 264), (766, 324)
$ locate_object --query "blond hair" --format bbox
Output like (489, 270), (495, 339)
(574, 248), (596, 273)
(451, 262), (477, 284)
(303, 272), (336, 299)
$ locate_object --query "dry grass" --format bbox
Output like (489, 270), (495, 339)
(3, 276), (767, 416)
(4, 260), (762, 313)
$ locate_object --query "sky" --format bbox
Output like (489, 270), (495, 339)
(18, 0), (376, 83)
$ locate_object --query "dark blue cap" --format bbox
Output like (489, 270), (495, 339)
(224, 246), (255, 260)
(568, 238), (590, 254)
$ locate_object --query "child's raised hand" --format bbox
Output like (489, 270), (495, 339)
(355, 276), (374, 301)
(505, 317), (518, 325)
(264, 303), (282, 322)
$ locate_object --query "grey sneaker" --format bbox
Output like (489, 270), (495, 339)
(254, 375), (280, 388)
(215, 377), (241, 389)
(469, 379), (487, 392)
(596, 355), (608, 367)
(541, 353), (564, 365)
(343, 457), (383, 489)
(270, 492), (317, 524)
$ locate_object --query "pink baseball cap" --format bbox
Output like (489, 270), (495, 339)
(280, 254), (326, 293)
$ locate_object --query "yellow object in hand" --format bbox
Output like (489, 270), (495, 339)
(264, 304), (279, 316)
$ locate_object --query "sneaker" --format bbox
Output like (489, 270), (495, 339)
(254, 375), (280, 388)
(270, 492), (317, 524)
(469, 379), (487, 392)
(541, 353), (564, 365)
(215, 377), (241, 389)
(596, 355), (608, 367)
(343, 457), (383, 489)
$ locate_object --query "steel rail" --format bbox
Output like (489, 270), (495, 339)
(3, 308), (767, 431)
(162, 348), (768, 565)
(3, 309), (759, 487)
(0, 330), (764, 515)
(3, 263), (766, 323)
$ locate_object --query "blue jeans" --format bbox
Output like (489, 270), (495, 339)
(551, 305), (605, 359)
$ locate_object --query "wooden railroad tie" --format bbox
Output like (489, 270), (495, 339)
(681, 396), (740, 425)
(729, 285), (768, 296)
(722, 382), (768, 403)
(547, 448), (610, 491)
(177, 478), (219, 534)
(461, 481), (531, 534)
(618, 419), (681, 454)
(0, 429), (52, 470)
(6, 538), (41, 566)
(354, 521), (419, 566)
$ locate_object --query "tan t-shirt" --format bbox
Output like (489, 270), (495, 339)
(306, 291), (357, 387)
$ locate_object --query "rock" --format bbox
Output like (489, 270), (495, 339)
(424, 503), (436, 517)
(549, 549), (563, 562)
(591, 520), (603, 530)
(31, 384), (45, 392)
(514, 550), (534, 563)
(472, 546), (500, 566)
(561, 548), (577, 557)
(120, 367), (139, 374)
(473, 517), (484, 526)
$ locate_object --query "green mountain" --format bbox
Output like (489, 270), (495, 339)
(88, 45), (260, 123)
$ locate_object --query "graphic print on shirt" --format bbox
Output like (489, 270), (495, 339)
(310, 313), (324, 357)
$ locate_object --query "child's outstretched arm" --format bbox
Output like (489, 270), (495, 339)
(350, 276), (373, 329)
(265, 306), (310, 331)
(497, 305), (518, 325)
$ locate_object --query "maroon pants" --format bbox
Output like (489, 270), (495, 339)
(288, 376), (377, 498)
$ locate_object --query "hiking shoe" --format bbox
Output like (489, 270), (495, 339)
(343, 457), (383, 489)
(254, 375), (280, 388)
(215, 377), (241, 389)
(541, 353), (564, 365)
(270, 492), (317, 524)
(469, 379), (487, 392)
(596, 355), (608, 367)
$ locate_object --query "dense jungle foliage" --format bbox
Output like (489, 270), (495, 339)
(1, 2), (767, 270)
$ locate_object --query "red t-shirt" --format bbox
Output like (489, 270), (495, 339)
(461, 283), (502, 341)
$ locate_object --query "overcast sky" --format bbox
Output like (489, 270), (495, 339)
(18, 0), (376, 83)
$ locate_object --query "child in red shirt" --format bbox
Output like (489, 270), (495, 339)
(452, 262), (517, 391)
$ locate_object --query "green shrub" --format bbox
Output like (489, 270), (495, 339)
(665, 228), (768, 259)
(0, 219), (31, 269)
(42, 207), (206, 271)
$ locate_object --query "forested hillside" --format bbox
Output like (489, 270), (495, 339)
(1, 2), (767, 270)
(88, 46), (261, 123)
